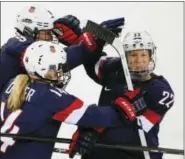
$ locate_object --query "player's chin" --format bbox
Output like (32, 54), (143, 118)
(42, 37), (53, 41)
(36, 35), (53, 41)
(132, 66), (147, 71)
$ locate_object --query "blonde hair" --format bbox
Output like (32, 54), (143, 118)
(7, 71), (56, 111)
(7, 74), (29, 111)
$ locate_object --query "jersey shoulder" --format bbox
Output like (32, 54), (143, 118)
(144, 75), (174, 109)
(4, 34), (34, 55)
(30, 84), (80, 113)
(148, 75), (173, 93)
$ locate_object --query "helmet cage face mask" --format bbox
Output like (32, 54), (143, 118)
(44, 62), (71, 88)
(123, 31), (157, 80)
(128, 52), (156, 79)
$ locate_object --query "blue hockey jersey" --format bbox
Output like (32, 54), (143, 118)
(82, 55), (174, 159)
(0, 33), (93, 94)
(0, 79), (124, 159)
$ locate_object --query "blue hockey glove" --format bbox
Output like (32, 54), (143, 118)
(100, 17), (125, 36)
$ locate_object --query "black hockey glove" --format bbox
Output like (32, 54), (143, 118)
(68, 128), (103, 158)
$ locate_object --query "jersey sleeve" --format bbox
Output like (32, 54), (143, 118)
(137, 77), (174, 132)
(83, 52), (122, 85)
(0, 37), (34, 93)
(66, 43), (97, 70)
(45, 87), (122, 128)
(83, 51), (106, 84)
(94, 56), (122, 80)
(5, 36), (34, 56)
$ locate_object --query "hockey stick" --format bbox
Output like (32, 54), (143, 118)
(84, 20), (133, 91)
(0, 133), (183, 155)
(54, 144), (184, 156)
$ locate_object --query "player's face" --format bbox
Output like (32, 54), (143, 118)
(36, 30), (53, 41)
(44, 69), (63, 80)
(127, 49), (150, 72)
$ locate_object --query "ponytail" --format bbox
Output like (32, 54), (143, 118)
(7, 74), (29, 111)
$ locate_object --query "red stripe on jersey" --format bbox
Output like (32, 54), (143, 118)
(97, 60), (105, 79)
(52, 99), (84, 121)
(143, 109), (162, 124)
(94, 128), (104, 133)
(20, 50), (26, 67)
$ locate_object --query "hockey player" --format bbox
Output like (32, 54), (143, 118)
(0, 5), (100, 93)
(0, 41), (137, 159)
(0, 4), (124, 95)
(69, 31), (175, 159)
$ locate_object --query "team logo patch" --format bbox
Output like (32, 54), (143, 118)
(50, 46), (56, 53)
(29, 6), (36, 13)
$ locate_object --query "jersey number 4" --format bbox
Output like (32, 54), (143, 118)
(158, 91), (174, 108)
(0, 102), (22, 153)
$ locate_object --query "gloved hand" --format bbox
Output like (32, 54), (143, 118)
(123, 88), (147, 115)
(113, 88), (147, 123)
(68, 128), (103, 158)
(114, 96), (136, 122)
(74, 32), (97, 52)
(53, 15), (82, 46)
(91, 17), (125, 52)
(100, 17), (125, 36)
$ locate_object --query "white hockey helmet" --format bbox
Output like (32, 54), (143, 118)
(23, 41), (71, 88)
(15, 5), (55, 38)
(123, 31), (157, 79)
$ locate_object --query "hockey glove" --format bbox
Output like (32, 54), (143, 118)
(91, 17), (125, 52)
(73, 32), (97, 52)
(113, 88), (147, 123)
(53, 15), (82, 46)
(114, 97), (136, 123)
(123, 88), (147, 115)
(68, 128), (103, 158)
(100, 17), (125, 36)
